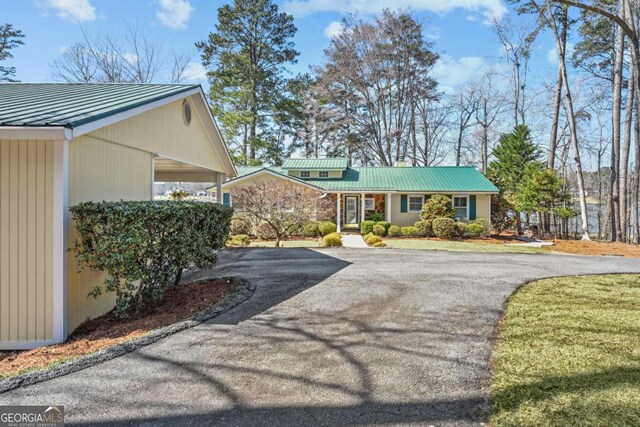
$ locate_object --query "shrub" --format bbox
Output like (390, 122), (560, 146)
(432, 217), (456, 239)
(230, 216), (253, 235)
(255, 221), (277, 240)
(319, 221), (337, 236)
(372, 224), (386, 236)
(414, 220), (432, 237)
(372, 241), (387, 248)
(466, 223), (485, 238)
(70, 201), (232, 319)
(303, 221), (320, 237)
(227, 234), (251, 247)
(368, 212), (384, 222)
(388, 225), (402, 237)
(376, 221), (390, 231)
(454, 222), (467, 237)
(401, 226), (419, 237)
(420, 194), (455, 221)
(365, 235), (383, 245)
(471, 218), (491, 238)
(360, 220), (376, 235)
(322, 232), (342, 247)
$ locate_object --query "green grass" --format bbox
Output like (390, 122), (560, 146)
(249, 239), (320, 248)
(492, 274), (640, 426)
(383, 238), (549, 254)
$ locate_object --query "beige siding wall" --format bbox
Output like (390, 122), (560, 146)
(88, 98), (226, 173)
(67, 136), (152, 333)
(389, 193), (493, 227)
(0, 139), (55, 344)
(288, 170), (343, 179)
(476, 194), (491, 221)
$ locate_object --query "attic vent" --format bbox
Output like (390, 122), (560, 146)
(182, 100), (192, 125)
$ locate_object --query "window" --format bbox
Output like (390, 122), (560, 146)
(452, 196), (468, 219)
(300, 171), (310, 178)
(408, 195), (423, 212)
(319, 170), (329, 178)
(364, 198), (375, 210)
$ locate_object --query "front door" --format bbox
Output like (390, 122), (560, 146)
(344, 196), (359, 225)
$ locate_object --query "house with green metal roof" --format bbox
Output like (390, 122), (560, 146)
(220, 158), (498, 231)
(0, 83), (235, 349)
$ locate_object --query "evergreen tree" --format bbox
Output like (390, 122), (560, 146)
(197, 0), (298, 165)
(0, 23), (25, 82)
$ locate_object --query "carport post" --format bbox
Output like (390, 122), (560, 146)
(216, 172), (225, 204)
(386, 193), (391, 223)
(361, 193), (365, 223)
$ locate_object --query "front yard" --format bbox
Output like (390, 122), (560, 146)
(492, 274), (640, 426)
(383, 238), (549, 254)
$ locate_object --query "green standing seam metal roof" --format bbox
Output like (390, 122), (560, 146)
(232, 165), (499, 193)
(0, 83), (200, 128)
(281, 157), (348, 170)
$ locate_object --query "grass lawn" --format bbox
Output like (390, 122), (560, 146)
(384, 238), (550, 254)
(249, 239), (320, 248)
(492, 274), (640, 426)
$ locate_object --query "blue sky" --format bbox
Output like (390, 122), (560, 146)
(3, 0), (559, 92)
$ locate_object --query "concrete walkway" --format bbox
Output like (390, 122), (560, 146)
(2, 249), (639, 426)
(341, 233), (369, 248)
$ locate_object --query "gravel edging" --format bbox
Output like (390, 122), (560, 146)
(0, 276), (255, 394)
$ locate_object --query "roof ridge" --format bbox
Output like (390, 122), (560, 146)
(1, 82), (199, 86)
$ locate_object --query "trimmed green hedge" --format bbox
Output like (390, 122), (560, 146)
(322, 232), (342, 247)
(319, 221), (337, 236)
(360, 220), (376, 235)
(70, 201), (233, 319)
(432, 217), (456, 239)
(388, 225), (402, 237)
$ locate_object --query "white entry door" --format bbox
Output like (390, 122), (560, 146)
(344, 196), (359, 224)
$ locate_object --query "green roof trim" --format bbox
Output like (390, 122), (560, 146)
(232, 165), (498, 193)
(0, 83), (200, 128)
(281, 157), (348, 170)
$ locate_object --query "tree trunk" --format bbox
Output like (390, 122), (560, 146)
(620, 68), (634, 242)
(610, 3), (625, 241)
(548, 61), (563, 168)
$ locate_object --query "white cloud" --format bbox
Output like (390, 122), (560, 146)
(324, 21), (345, 39)
(433, 54), (485, 92)
(182, 62), (207, 82)
(466, 15), (477, 21)
(283, 0), (508, 22)
(40, 0), (96, 22)
(156, 0), (193, 29)
(423, 25), (441, 40)
(546, 43), (574, 65)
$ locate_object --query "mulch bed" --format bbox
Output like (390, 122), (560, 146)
(0, 279), (231, 379)
(544, 239), (640, 258)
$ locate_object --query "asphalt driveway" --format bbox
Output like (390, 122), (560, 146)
(2, 248), (640, 426)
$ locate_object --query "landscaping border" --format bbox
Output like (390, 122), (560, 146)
(0, 276), (255, 394)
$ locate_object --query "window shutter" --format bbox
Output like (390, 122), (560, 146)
(400, 194), (407, 213)
(469, 195), (476, 220)
(223, 193), (230, 206)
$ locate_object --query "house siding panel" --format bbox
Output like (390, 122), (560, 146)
(0, 139), (55, 345)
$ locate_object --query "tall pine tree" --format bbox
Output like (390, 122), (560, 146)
(0, 23), (25, 82)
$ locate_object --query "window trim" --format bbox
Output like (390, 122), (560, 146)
(300, 171), (310, 178)
(318, 170), (329, 178)
(407, 194), (424, 212)
(452, 195), (469, 220)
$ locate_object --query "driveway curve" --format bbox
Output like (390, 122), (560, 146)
(2, 248), (639, 426)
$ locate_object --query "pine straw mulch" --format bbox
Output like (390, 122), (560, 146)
(0, 279), (231, 379)
(543, 239), (640, 258)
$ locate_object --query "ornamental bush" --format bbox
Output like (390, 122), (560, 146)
(414, 220), (432, 237)
(419, 194), (455, 221)
(454, 222), (467, 237)
(322, 232), (342, 247)
(376, 221), (390, 231)
(388, 225), (402, 237)
(471, 218), (491, 238)
(227, 234), (251, 247)
(230, 216), (253, 235)
(256, 221), (277, 240)
(432, 217), (456, 239)
(372, 241), (387, 248)
(360, 220), (376, 235)
(70, 201), (233, 319)
(319, 221), (337, 236)
(401, 226), (419, 236)
(303, 221), (321, 237)
(368, 212), (384, 222)
(465, 223), (485, 238)
(372, 224), (386, 236)
(365, 235), (383, 245)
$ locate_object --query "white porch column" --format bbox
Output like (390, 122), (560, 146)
(216, 172), (225, 204)
(386, 193), (392, 223)
(361, 193), (366, 223)
(336, 193), (341, 232)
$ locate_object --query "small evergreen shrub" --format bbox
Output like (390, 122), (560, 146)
(227, 234), (251, 247)
(419, 194), (455, 221)
(365, 235), (383, 245)
(368, 212), (384, 222)
(466, 223), (485, 238)
(303, 221), (320, 237)
(319, 221), (337, 236)
(322, 232), (342, 247)
(401, 226), (419, 237)
(471, 218), (491, 238)
(454, 222), (467, 237)
(360, 220), (376, 235)
(432, 217), (456, 239)
(414, 220), (432, 237)
(388, 225), (402, 237)
(230, 216), (253, 235)
(256, 221), (277, 240)
(372, 241), (387, 248)
(372, 224), (386, 236)
(376, 221), (390, 231)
